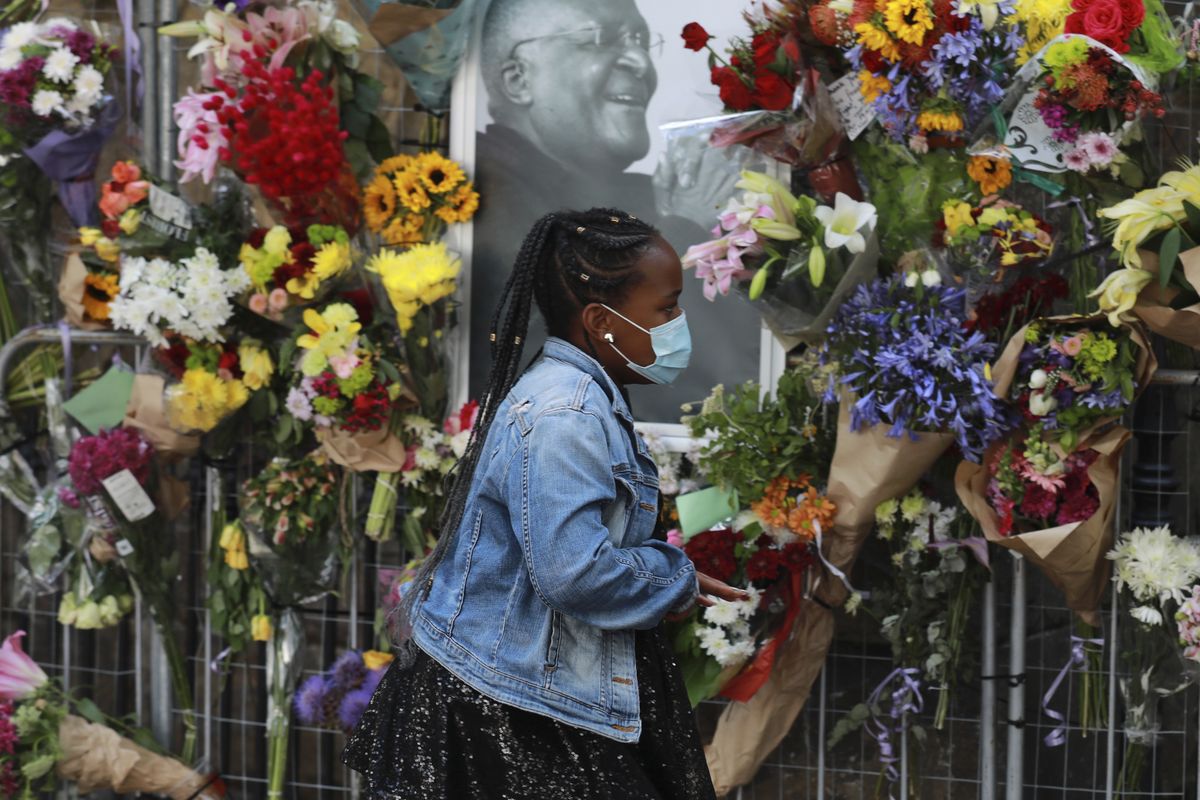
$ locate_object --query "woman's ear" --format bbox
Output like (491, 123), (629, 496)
(580, 303), (614, 344)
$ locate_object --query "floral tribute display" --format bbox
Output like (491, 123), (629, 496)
(362, 152), (479, 246)
(239, 224), (354, 317)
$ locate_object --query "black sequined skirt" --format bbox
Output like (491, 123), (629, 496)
(342, 625), (716, 800)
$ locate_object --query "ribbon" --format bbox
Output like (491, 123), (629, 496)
(988, 107), (1067, 197)
(58, 321), (73, 400)
(812, 518), (858, 600)
(115, 0), (143, 136)
(1048, 196), (1102, 248)
(927, 536), (990, 569)
(865, 667), (925, 796)
(1041, 634), (1104, 746)
(210, 645), (233, 674)
(22, 98), (122, 226)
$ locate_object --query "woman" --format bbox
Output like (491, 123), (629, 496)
(344, 209), (743, 799)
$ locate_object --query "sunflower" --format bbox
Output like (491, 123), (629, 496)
(363, 174), (397, 232)
(434, 183), (480, 225)
(82, 271), (119, 321)
(916, 108), (964, 132)
(382, 213), (426, 246)
(393, 169), (432, 213)
(415, 152), (465, 194)
(854, 22), (902, 61)
(858, 70), (891, 103)
(967, 155), (1013, 196)
(378, 154), (417, 175)
(883, 0), (934, 45)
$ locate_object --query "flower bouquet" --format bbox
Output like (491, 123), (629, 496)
(0, 631), (221, 799)
(237, 450), (345, 800)
(155, 337), (273, 433)
(294, 649), (393, 734)
(683, 171), (879, 344)
(239, 223), (354, 320)
(1108, 526), (1200, 793)
(361, 152), (479, 246)
(1092, 161), (1200, 348)
(65, 427), (198, 763)
(0, 17), (120, 226)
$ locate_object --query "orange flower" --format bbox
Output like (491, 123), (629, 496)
(750, 476), (836, 544)
(967, 155), (1013, 196)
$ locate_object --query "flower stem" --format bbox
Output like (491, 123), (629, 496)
(365, 471), (400, 542)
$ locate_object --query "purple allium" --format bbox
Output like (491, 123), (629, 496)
(294, 675), (328, 725)
(337, 685), (374, 733)
(329, 650), (368, 691)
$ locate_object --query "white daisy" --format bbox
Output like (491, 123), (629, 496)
(703, 600), (740, 627)
(2, 22), (39, 51)
(73, 65), (104, 98)
(31, 89), (64, 117)
(42, 47), (79, 83)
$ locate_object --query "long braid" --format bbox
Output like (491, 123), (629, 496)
(391, 208), (657, 662)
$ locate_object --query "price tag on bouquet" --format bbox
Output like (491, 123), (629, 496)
(145, 184), (194, 241)
(102, 469), (156, 522)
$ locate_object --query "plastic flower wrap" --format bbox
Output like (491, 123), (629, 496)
(683, 172), (878, 342)
(819, 276), (1004, 463)
(156, 338), (271, 433)
(1108, 526), (1200, 789)
(106, 247), (249, 348)
(294, 650), (393, 733)
(362, 152), (479, 246)
(239, 223), (354, 319)
(0, 18), (120, 226)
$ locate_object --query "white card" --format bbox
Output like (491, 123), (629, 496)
(115, 539), (134, 557)
(148, 184), (193, 231)
(829, 73), (876, 141)
(101, 469), (156, 522)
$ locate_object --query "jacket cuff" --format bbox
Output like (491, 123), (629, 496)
(669, 572), (700, 616)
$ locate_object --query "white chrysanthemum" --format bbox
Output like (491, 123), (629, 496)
(43, 47), (79, 83)
(65, 92), (95, 118)
(1130, 605), (1164, 627)
(703, 600), (740, 627)
(40, 18), (78, 33)
(727, 619), (751, 641)
(73, 65), (103, 97)
(414, 447), (440, 470)
(696, 625), (728, 651)
(2, 22), (39, 50)
(400, 469), (424, 488)
(0, 47), (22, 70)
(738, 585), (762, 617)
(403, 415), (437, 437)
(1109, 526), (1200, 606)
(449, 430), (471, 458)
(31, 89), (64, 117)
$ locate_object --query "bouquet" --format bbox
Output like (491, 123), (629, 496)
(106, 247), (249, 348)
(983, 431), (1103, 534)
(294, 650), (393, 733)
(1108, 526), (1200, 792)
(937, 199), (1054, 274)
(683, 171), (878, 342)
(361, 152), (479, 246)
(156, 337), (273, 433)
(65, 427), (198, 763)
(819, 276), (1004, 463)
(965, 272), (1070, 340)
(1092, 160), (1200, 348)
(0, 17), (119, 226)
(239, 223), (354, 319)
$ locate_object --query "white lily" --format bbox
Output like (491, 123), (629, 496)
(815, 193), (877, 254)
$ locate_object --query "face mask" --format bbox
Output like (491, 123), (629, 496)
(601, 305), (692, 385)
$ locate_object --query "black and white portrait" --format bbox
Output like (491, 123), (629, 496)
(462, 0), (771, 423)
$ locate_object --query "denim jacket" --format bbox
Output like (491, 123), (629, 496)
(413, 337), (699, 742)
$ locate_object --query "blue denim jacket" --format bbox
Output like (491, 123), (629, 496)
(412, 337), (699, 742)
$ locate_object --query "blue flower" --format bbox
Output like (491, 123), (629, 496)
(294, 675), (329, 725)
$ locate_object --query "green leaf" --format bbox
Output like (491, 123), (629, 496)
(354, 74), (384, 114)
(74, 697), (105, 725)
(1160, 226), (1182, 289)
(343, 139), (373, 182)
(340, 105), (371, 139)
(1118, 158), (1144, 188)
(366, 114), (394, 164)
(131, 727), (161, 752)
(1185, 201), (1200, 238)
(275, 415), (294, 444)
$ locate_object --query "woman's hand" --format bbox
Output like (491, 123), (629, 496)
(665, 572), (750, 622)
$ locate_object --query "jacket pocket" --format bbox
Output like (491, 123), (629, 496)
(447, 508), (485, 635)
(543, 610), (561, 688)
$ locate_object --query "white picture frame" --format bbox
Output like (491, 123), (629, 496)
(444, 0), (787, 448)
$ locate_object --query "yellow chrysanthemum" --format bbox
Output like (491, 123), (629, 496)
(383, 213), (426, 246)
(286, 270), (321, 300)
(367, 243), (461, 333)
(434, 183), (480, 225)
(393, 170), (432, 213)
(167, 369), (249, 432)
(415, 152), (465, 194)
(312, 241), (352, 281)
(917, 108), (964, 132)
(363, 174), (397, 232)
(854, 22), (901, 61)
(238, 342), (274, 391)
(82, 271), (119, 321)
(883, 0), (934, 45)
(942, 201), (975, 236)
(858, 70), (891, 103)
(1009, 0), (1072, 64)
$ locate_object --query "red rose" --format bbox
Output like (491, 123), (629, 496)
(710, 65), (755, 111)
(101, 218), (121, 239)
(218, 350), (240, 375)
(752, 31), (782, 68)
(681, 22), (712, 52)
(752, 70), (794, 111)
(1065, 0), (1138, 52)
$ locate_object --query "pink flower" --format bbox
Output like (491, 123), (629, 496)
(0, 632), (47, 701)
(173, 89), (229, 184)
(908, 134), (929, 154)
(248, 292), (269, 315)
(268, 288), (289, 313)
(1080, 132), (1118, 165)
(1063, 147), (1091, 173)
(328, 351), (360, 380)
(1061, 335), (1083, 356)
(246, 7), (312, 72)
(666, 529), (684, 548)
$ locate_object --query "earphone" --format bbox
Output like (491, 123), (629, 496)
(603, 333), (614, 343)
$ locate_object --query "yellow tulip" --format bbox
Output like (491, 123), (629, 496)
(1088, 268), (1153, 327)
(238, 343), (274, 391)
(218, 522), (243, 550)
(95, 238), (121, 263)
(251, 614), (272, 642)
(362, 650), (395, 671)
(119, 208), (142, 236)
(79, 227), (102, 246)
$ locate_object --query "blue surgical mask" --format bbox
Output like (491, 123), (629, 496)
(601, 305), (692, 385)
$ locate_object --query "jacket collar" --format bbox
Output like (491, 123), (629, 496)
(542, 337), (634, 424)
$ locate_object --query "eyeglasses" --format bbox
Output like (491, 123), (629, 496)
(509, 24), (665, 60)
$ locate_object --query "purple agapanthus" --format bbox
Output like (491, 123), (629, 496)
(820, 276), (1006, 462)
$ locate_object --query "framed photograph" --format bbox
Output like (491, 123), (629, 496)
(445, 0), (786, 443)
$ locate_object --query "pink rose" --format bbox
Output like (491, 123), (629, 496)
(268, 288), (289, 313)
(249, 293), (269, 315)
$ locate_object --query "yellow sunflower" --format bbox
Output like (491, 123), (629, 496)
(854, 23), (901, 61)
(967, 155), (1013, 196)
(383, 213), (426, 246)
(883, 0), (934, 45)
(82, 271), (119, 321)
(393, 169), (432, 213)
(363, 174), (397, 232)
(916, 108), (964, 132)
(435, 183), (480, 225)
(415, 152), (465, 194)
(858, 70), (891, 103)
(378, 154), (417, 175)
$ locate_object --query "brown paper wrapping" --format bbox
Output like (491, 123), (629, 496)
(368, 2), (455, 46)
(122, 375), (200, 460)
(990, 314), (1155, 450)
(57, 251), (107, 331)
(56, 715), (221, 799)
(955, 426), (1129, 627)
(704, 401), (954, 794)
(1133, 248), (1200, 349)
(157, 473), (191, 523)
(317, 426), (410, 473)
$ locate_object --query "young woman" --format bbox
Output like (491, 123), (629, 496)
(344, 209), (743, 799)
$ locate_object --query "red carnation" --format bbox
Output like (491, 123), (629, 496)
(711, 65), (755, 111)
(752, 70), (794, 111)
(683, 530), (739, 583)
(681, 22), (712, 52)
(745, 548), (783, 583)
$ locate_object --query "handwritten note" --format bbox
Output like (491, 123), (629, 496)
(102, 469), (156, 522)
(829, 73), (876, 141)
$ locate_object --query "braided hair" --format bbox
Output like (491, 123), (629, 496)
(391, 208), (660, 661)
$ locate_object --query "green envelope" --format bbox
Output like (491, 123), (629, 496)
(63, 367), (135, 433)
(675, 486), (739, 539)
